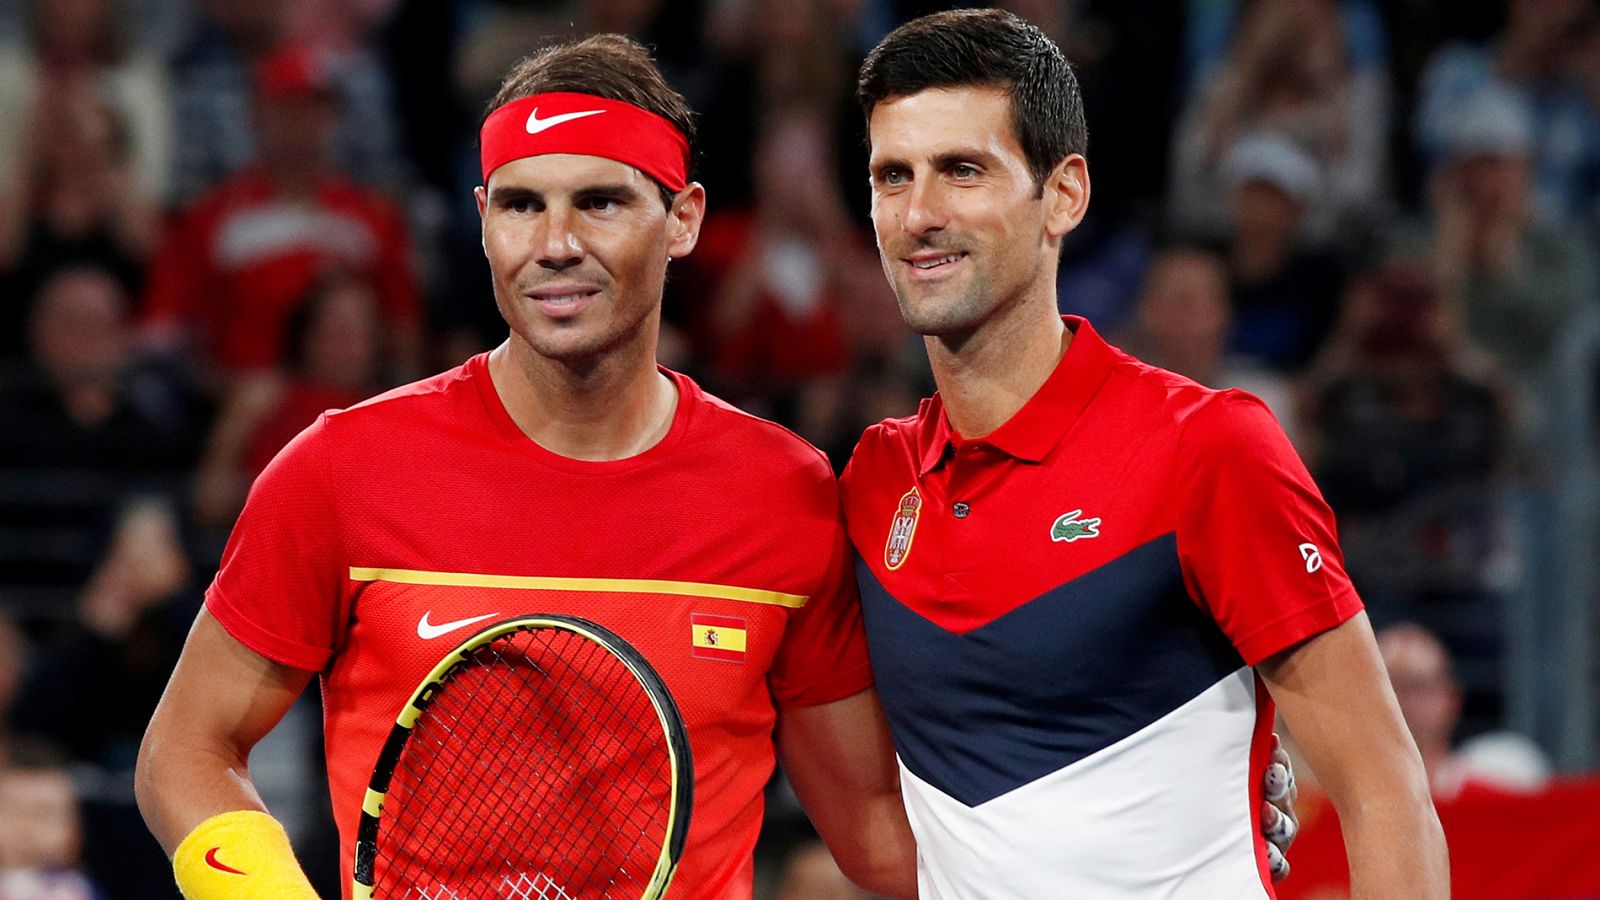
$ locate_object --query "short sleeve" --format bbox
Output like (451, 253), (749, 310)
(767, 479), (875, 709)
(1176, 392), (1363, 665)
(205, 414), (350, 672)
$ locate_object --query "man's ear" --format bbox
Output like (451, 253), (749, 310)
(474, 184), (489, 255)
(1043, 155), (1090, 241)
(667, 182), (707, 260)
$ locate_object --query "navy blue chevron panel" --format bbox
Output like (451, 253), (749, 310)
(857, 532), (1246, 807)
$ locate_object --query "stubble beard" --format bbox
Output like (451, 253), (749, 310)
(496, 279), (652, 370)
(892, 266), (993, 339)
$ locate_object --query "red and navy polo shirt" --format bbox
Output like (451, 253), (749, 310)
(839, 316), (1363, 899)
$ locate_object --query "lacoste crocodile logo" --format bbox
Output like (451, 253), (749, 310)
(1050, 509), (1102, 543)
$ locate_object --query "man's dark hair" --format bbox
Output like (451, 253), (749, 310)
(857, 9), (1087, 191)
(486, 34), (696, 208)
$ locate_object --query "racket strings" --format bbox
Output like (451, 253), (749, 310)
(388, 632), (660, 896)
(377, 628), (674, 898)
(489, 637), (640, 883)
(473, 636), (649, 887)
(405, 633), (655, 883)
(527, 633), (666, 890)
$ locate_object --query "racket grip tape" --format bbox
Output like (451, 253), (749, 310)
(173, 809), (319, 899)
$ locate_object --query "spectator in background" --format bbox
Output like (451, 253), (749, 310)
(142, 43), (420, 386)
(1378, 622), (1550, 800)
(698, 0), (861, 210)
(167, 0), (404, 206)
(0, 267), (196, 479)
(774, 840), (869, 900)
(1416, 0), (1600, 225)
(0, 268), (198, 622)
(1115, 243), (1297, 441)
(0, 0), (172, 202)
(0, 87), (158, 365)
(1303, 261), (1510, 525)
(11, 499), (193, 774)
(193, 271), (388, 525)
(1424, 85), (1598, 378)
(1117, 244), (1234, 385)
(1219, 132), (1348, 374)
(1301, 264), (1513, 729)
(693, 108), (889, 444)
(1168, 0), (1391, 245)
(0, 741), (103, 900)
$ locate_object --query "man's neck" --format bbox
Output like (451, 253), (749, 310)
(488, 337), (678, 461)
(927, 298), (1068, 440)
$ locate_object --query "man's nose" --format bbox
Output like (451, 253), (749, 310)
(536, 206), (585, 270)
(901, 179), (948, 237)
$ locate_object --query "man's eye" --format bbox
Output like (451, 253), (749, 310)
(507, 198), (534, 213)
(586, 197), (618, 211)
(952, 164), (978, 179)
(880, 169), (908, 186)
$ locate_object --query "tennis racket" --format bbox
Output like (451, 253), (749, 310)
(352, 614), (693, 899)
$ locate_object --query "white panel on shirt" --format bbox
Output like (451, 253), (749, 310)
(900, 668), (1270, 899)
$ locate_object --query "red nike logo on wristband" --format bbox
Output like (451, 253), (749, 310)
(204, 847), (247, 875)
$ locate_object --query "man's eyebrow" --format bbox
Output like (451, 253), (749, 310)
(575, 182), (644, 200)
(488, 186), (541, 204)
(491, 183), (645, 203)
(931, 148), (1001, 169)
(870, 148), (1002, 173)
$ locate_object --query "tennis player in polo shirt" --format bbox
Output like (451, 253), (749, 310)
(840, 10), (1449, 898)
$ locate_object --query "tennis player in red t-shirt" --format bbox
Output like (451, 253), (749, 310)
(135, 36), (916, 900)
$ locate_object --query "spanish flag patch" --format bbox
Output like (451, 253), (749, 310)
(691, 613), (747, 663)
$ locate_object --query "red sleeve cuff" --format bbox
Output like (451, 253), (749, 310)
(205, 583), (331, 672)
(771, 659), (876, 711)
(1233, 583), (1364, 666)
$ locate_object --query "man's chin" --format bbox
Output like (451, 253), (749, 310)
(510, 326), (608, 365)
(895, 290), (979, 338)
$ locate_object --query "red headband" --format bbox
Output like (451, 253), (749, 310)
(479, 92), (689, 192)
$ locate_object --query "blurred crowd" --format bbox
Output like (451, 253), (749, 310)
(0, 0), (1597, 897)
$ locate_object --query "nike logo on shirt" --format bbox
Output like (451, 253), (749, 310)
(417, 611), (499, 640)
(525, 108), (606, 134)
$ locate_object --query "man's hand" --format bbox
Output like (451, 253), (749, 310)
(1262, 733), (1299, 883)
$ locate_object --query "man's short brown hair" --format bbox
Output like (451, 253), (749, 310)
(486, 34), (696, 205)
(857, 9), (1086, 193)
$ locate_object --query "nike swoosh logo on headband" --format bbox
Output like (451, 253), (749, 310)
(525, 107), (607, 134)
(417, 611), (500, 640)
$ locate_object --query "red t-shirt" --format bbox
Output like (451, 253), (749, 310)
(142, 168), (419, 371)
(206, 355), (873, 898)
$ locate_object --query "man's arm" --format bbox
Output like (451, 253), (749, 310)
(135, 608), (319, 896)
(1259, 611), (1448, 898)
(776, 687), (917, 899)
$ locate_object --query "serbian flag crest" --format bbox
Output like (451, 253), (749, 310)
(691, 613), (747, 663)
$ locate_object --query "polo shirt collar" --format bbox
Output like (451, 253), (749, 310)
(916, 316), (1117, 475)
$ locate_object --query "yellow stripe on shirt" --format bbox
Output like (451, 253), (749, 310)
(348, 567), (808, 609)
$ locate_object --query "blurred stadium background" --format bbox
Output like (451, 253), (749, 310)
(0, 0), (1597, 897)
